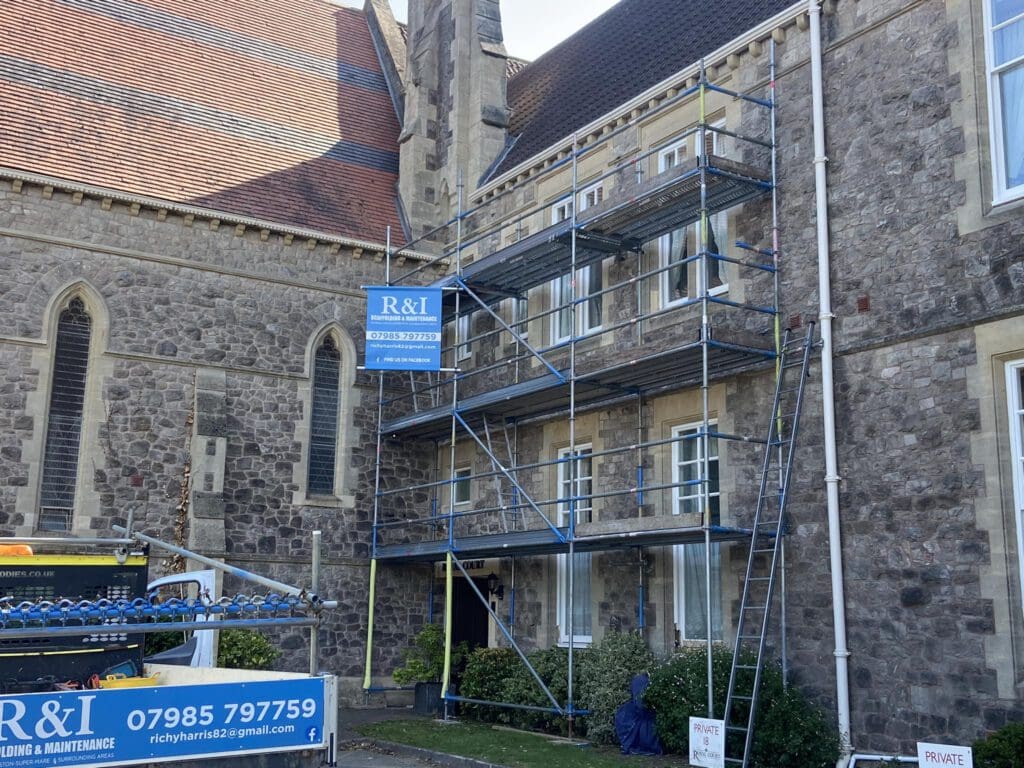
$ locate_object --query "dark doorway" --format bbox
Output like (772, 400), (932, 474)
(451, 577), (490, 652)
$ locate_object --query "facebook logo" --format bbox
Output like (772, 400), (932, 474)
(306, 726), (320, 743)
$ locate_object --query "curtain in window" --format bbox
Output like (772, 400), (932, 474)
(39, 298), (91, 532)
(1002, 63), (1024, 188)
(308, 336), (341, 495)
(682, 542), (722, 640)
(555, 274), (573, 340)
(563, 552), (593, 637)
(994, 1), (1024, 188)
(586, 265), (602, 329)
(706, 219), (723, 289)
(667, 228), (688, 301)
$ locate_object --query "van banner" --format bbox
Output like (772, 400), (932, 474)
(0, 677), (327, 768)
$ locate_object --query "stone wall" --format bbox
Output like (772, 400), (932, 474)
(0, 177), (432, 695)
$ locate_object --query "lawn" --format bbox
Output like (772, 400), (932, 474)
(358, 719), (690, 768)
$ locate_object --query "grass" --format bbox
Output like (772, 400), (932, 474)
(358, 718), (690, 767)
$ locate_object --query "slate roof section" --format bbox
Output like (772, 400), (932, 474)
(0, 0), (404, 244)
(495, 0), (796, 179)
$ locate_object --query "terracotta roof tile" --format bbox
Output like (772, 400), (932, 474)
(495, 0), (795, 178)
(0, 0), (403, 244)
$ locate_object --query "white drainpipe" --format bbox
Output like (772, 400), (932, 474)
(808, 0), (853, 763)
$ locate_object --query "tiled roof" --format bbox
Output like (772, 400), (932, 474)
(495, 0), (796, 178)
(0, 0), (404, 244)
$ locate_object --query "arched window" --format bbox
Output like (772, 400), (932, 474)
(38, 297), (92, 531)
(307, 335), (341, 495)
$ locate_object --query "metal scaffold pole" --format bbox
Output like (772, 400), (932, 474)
(363, 226), (391, 695)
(442, 173), (466, 720)
(566, 133), (580, 737)
(698, 59), (715, 720)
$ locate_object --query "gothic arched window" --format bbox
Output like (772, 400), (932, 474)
(307, 335), (341, 495)
(38, 297), (92, 531)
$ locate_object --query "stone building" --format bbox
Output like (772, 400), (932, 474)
(1, 0), (1023, 761)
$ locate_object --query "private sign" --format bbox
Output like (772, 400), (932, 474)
(917, 742), (973, 768)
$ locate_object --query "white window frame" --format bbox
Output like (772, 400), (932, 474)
(983, 0), (1024, 203)
(556, 445), (593, 646)
(671, 421), (720, 518)
(658, 124), (729, 308)
(511, 295), (529, 340)
(456, 313), (472, 362)
(671, 421), (722, 642)
(453, 466), (472, 506)
(1006, 359), (1024, 620)
(550, 183), (604, 343)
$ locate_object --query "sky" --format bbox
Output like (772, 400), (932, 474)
(335, 0), (620, 61)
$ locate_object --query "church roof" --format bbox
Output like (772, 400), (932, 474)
(494, 0), (796, 179)
(0, 0), (404, 245)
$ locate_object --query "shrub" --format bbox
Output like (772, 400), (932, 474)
(392, 623), (469, 684)
(644, 644), (738, 754)
(750, 684), (840, 768)
(217, 629), (281, 670)
(644, 646), (838, 768)
(144, 629), (187, 657)
(974, 722), (1024, 768)
(575, 631), (656, 745)
(459, 647), (521, 722)
(500, 646), (580, 733)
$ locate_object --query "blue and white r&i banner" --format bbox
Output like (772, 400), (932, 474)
(365, 287), (443, 371)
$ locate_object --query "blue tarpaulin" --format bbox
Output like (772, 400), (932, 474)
(614, 673), (663, 756)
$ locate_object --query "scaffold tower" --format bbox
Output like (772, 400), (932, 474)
(363, 44), (813, 757)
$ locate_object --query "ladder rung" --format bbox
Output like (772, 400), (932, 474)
(743, 604), (767, 611)
(730, 694), (753, 701)
(733, 663), (758, 669)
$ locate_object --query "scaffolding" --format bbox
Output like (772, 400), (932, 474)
(364, 44), (809, 760)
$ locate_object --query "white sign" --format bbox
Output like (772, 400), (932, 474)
(918, 742), (973, 768)
(689, 716), (725, 768)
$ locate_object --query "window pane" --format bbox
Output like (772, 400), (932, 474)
(665, 228), (688, 301)
(308, 337), (340, 495)
(586, 266), (602, 329)
(1000, 63), (1024, 188)
(995, 17), (1024, 65)
(39, 299), (91, 530)
(681, 542), (722, 640)
(993, 0), (1024, 26)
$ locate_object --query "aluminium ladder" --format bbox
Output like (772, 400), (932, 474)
(722, 323), (816, 767)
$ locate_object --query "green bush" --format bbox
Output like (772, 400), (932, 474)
(144, 629), (187, 657)
(392, 623), (469, 684)
(499, 646), (580, 733)
(644, 644), (738, 754)
(750, 683), (840, 768)
(459, 648), (521, 722)
(974, 722), (1024, 768)
(644, 646), (838, 768)
(217, 629), (281, 670)
(575, 631), (655, 745)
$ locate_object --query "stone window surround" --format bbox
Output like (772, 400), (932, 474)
(292, 323), (357, 509)
(15, 280), (111, 536)
(967, 318), (1024, 697)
